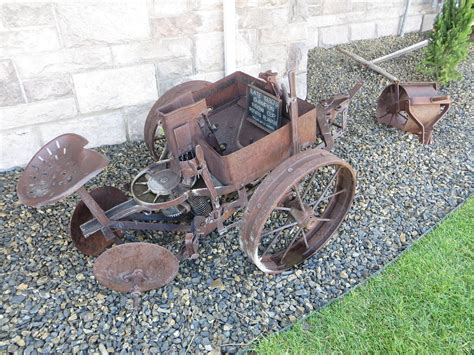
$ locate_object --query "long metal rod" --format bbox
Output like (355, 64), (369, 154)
(372, 40), (429, 64)
(336, 47), (399, 82)
(275, 206), (292, 212)
(108, 220), (191, 233)
(399, 0), (412, 37)
(288, 71), (300, 154)
(81, 199), (144, 237)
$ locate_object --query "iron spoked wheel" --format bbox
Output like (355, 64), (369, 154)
(144, 80), (211, 160)
(240, 149), (356, 274)
(376, 84), (409, 128)
(70, 186), (128, 256)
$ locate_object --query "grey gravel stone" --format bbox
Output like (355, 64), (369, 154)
(10, 295), (26, 304)
(0, 33), (472, 353)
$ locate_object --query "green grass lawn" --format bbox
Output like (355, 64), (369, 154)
(255, 198), (473, 354)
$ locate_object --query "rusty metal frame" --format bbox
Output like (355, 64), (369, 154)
(18, 70), (362, 295)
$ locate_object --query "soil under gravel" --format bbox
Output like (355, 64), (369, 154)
(1, 33), (472, 353)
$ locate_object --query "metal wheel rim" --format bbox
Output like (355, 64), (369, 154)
(241, 150), (356, 273)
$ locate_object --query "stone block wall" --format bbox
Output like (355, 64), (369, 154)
(0, 0), (437, 170)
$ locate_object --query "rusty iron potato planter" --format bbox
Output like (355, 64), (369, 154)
(18, 71), (361, 298)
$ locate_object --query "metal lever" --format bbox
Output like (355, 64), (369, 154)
(76, 186), (118, 242)
(288, 71), (299, 155)
(199, 113), (226, 154)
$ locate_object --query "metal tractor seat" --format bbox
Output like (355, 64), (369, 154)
(17, 134), (108, 207)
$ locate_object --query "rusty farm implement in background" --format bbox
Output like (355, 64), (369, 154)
(376, 82), (451, 144)
(17, 70), (361, 300)
(337, 43), (451, 144)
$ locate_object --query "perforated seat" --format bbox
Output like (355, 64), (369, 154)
(17, 134), (108, 207)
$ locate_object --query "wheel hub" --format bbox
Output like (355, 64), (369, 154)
(290, 205), (318, 230)
(146, 169), (180, 195)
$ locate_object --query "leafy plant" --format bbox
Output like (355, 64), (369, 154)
(420, 0), (473, 84)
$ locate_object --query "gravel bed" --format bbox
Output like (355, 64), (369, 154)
(1, 33), (472, 353)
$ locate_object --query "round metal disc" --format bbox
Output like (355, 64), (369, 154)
(70, 186), (128, 256)
(93, 242), (179, 293)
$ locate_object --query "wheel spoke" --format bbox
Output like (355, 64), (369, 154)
(261, 211), (294, 257)
(262, 229), (284, 257)
(281, 228), (303, 261)
(261, 167), (341, 260)
(312, 168), (341, 211)
(301, 169), (320, 199)
(137, 189), (151, 197)
(159, 145), (169, 161)
(135, 182), (148, 186)
(301, 228), (309, 248)
(294, 185), (306, 211)
(309, 189), (346, 207)
(261, 222), (298, 238)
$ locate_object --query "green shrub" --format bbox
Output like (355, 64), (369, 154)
(420, 0), (473, 84)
